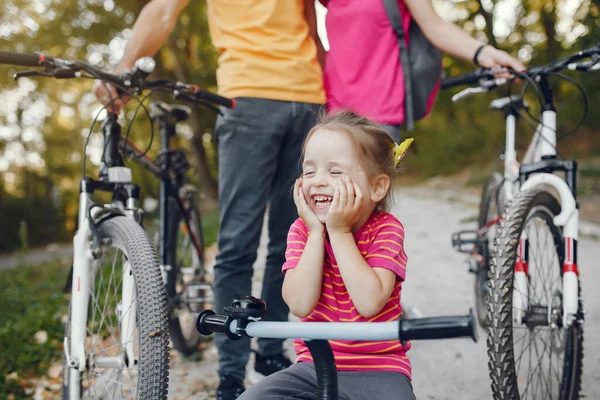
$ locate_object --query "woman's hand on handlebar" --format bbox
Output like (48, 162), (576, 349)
(476, 45), (526, 78)
(93, 79), (131, 114)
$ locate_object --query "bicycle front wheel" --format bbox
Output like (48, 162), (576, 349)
(487, 190), (583, 400)
(62, 216), (169, 399)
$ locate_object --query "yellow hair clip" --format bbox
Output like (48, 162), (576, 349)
(393, 138), (414, 167)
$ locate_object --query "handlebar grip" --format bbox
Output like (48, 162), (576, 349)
(194, 89), (235, 109)
(196, 310), (241, 339)
(196, 310), (229, 335)
(441, 69), (491, 90)
(0, 52), (50, 67)
(399, 310), (478, 342)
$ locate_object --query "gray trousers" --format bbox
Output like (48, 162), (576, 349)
(238, 362), (416, 400)
(213, 97), (322, 380)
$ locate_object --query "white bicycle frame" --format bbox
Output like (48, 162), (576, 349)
(499, 108), (579, 328)
(64, 176), (138, 399)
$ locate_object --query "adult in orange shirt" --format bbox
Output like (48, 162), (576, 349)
(94, 1), (324, 399)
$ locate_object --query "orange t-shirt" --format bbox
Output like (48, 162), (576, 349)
(206, 0), (325, 104)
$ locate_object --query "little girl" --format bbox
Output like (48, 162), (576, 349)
(238, 111), (415, 400)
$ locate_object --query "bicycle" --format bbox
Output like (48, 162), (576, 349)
(0, 51), (232, 399)
(119, 101), (215, 356)
(444, 43), (600, 399)
(196, 296), (478, 400)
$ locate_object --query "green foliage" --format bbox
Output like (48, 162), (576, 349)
(0, 170), (67, 252)
(1, 0), (600, 250)
(0, 260), (69, 397)
(0, 0), (219, 251)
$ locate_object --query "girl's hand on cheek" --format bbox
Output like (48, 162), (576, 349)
(326, 176), (363, 234)
(293, 178), (324, 233)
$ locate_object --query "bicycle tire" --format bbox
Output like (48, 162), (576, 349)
(475, 172), (503, 328)
(62, 216), (169, 399)
(487, 190), (583, 400)
(166, 195), (212, 356)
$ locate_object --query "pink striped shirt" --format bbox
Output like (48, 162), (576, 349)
(282, 211), (411, 378)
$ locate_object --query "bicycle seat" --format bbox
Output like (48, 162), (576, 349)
(150, 101), (191, 122)
(489, 95), (529, 113)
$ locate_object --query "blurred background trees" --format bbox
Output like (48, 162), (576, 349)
(0, 0), (599, 252)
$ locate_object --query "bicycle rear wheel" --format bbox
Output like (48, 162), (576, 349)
(475, 172), (503, 327)
(62, 216), (169, 399)
(487, 190), (583, 400)
(166, 196), (213, 356)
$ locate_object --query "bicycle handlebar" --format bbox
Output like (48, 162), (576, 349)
(197, 297), (476, 400)
(441, 43), (600, 93)
(0, 51), (48, 67)
(0, 51), (234, 109)
(440, 69), (494, 90)
(196, 309), (478, 342)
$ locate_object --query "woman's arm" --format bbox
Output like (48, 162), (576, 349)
(404, 0), (525, 71)
(282, 229), (326, 318)
(328, 232), (397, 318)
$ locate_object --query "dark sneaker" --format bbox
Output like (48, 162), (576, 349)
(216, 375), (244, 400)
(253, 351), (292, 377)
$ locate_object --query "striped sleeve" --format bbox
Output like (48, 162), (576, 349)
(363, 215), (408, 281)
(282, 218), (309, 273)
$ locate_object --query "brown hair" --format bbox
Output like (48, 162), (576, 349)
(303, 110), (401, 211)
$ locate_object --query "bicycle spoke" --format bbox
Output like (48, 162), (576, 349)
(521, 328), (552, 399)
(78, 243), (141, 399)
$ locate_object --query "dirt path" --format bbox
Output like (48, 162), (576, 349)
(0, 243), (72, 271)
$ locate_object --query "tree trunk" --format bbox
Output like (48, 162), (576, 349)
(541, 0), (559, 63)
(476, 0), (499, 48)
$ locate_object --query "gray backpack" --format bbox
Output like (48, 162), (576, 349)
(382, 0), (443, 131)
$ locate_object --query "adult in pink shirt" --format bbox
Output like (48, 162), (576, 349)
(315, 0), (525, 142)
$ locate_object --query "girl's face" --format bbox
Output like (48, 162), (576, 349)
(301, 129), (378, 224)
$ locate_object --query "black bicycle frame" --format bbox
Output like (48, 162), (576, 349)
(148, 102), (205, 300)
(83, 113), (142, 212)
(158, 114), (176, 269)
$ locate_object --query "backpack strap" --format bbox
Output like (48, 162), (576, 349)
(382, 0), (415, 131)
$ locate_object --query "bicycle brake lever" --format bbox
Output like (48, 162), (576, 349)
(452, 86), (488, 102)
(451, 78), (507, 102)
(567, 54), (600, 72)
(13, 70), (53, 80)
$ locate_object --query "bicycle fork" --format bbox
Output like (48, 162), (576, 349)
(64, 190), (95, 399)
(514, 174), (580, 328)
(64, 187), (139, 398)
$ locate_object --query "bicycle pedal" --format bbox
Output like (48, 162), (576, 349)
(451, 230), (480, 253)
(185, 283), (213, 311)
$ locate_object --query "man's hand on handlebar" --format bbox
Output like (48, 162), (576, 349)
(93, 79), (131, 114)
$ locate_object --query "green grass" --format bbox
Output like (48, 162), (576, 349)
(580, 166), (600, 178)
(0, 260), (70, 398)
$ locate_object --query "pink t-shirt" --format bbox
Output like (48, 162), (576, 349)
(321, 0), (412, 125)
(282, 212), (411, 378)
